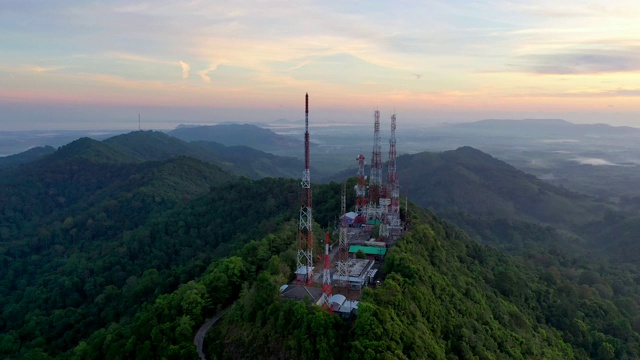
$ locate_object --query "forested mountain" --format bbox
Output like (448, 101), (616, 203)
(326, 146), (602, 227)
(2, 138), (640, 359)
(0, 135), (323, 357)
(205, 206), (640, 359)
(169, 123), (302, 152)
(190, 141), (304, 179)
(0, 146), (55, 169)
(0, 139), (238, 357)
(107, 130), (307, 179)
(1, 130), (308, 180)
(397, 146), (606, 227)
(327, 146), (637, 265)
(0, 137), (228, 229)
(44, 137), (136, 163)
(393, 147), (640, 265)
(581, 215), (640, 266)
(103, 131), (206, 161)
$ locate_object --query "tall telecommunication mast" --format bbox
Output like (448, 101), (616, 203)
(367, 110), (383, 224)
(336, 181), (349, 288)
(296, 93), (314, 285)
(354, 154), (367, 224)
(321, 233), (332, 308)
(388, 114), (400, 228)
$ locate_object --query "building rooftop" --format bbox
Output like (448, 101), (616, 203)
(344, 211), (358, 219)
(294, 266), (316, 275)
(333, 258), (375, 285)
(281, 285), (323, 304)
(330, 294), (359, 314)
(349, 245), (387, 256)
(348, 258), (374, 277)
(338, 300), (359, 313)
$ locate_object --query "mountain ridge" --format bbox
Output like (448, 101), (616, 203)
(15, 131), (308, 180)
(446, 118), (640, 136)
(168, 123), (302, 152)
(0, 145), (55, 169)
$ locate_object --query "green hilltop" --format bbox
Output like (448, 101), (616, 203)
(204, 206), (640, 359)
(398, 146), (605, 227)
(394, 147), (640, 268)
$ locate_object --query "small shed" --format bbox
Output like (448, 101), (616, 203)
(329, 294), (347, 309)
(335, 299), (359, 318)
(332, 258), (375, 289)
(294, 266), (316, 283)
(281, 285), (323, 306)
(343, 212), (358, 225)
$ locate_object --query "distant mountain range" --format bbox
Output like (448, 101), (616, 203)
(0, 129), (128, 157)
(168, 123), (302, 152)
(444, 118), (640, 138)
(0, 130), (307, 180)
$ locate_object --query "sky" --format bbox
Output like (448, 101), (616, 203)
(1, 0), (640, 130)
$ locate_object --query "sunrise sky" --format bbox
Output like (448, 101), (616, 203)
(1, 0), (640, 129)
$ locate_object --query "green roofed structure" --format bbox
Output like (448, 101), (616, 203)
(349, 245), (387, 257)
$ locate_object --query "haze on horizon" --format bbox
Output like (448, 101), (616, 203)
(1, 0), (640, 130)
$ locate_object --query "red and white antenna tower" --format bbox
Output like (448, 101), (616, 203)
(297, 93), (314, 285)
(354, 154), (367, 224)
(336, 181), (349, 288)
(321, 233), (332, 308)
(367, 110), (383, 224)
(388, 114), (400, 228)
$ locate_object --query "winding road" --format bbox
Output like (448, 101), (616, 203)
(194, 307), (229, 360)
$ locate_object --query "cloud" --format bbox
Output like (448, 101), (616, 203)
(198, 63), (220, 83)
(179, 60), (190, 79)
(527, 51), (640, 74)
(522, 88), (640, 98)
(510, 43), (640, 75)
(107, 51), (170, 65)
(31, 66), (64, 73)
(613, 88), (640, 96)
(78, 73), (170, 90)
(506, 2), (640, 19)
(0, 64), (65, 74)
(571, 157), (620, 166)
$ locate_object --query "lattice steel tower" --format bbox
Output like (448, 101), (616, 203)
(336, 181), (349, 288)
(388, 114), (400, 228)
(367, 110), (383, 223)
(321, 233), (332, 308)
(354, 154), (367, 224)
(296, 93), (314, 285)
